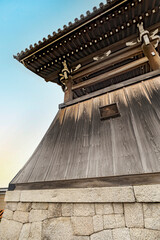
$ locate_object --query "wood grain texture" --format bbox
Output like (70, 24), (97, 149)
(11, 76), (160, 184)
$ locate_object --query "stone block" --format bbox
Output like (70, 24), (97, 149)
(104, 214), (125, 229)
(95, 203), (113, 215)
(28, 222), (42, 240)
(19, 223), (31, 240)
(29, 209), (48, 222)
(48, 203), (62, 218)
(0, 218), (22, 240)
(3, 209), (13, 220)
(130, 228), (160, 240)
(134, 185), (160, 202)
(143, 203), (160, 218)
(112, 228), (131, 240)
(73, 203), (95, 216)
(62, 203), (73, 216)
(143, 203), (160, 230)
(17, 202), (32, 212)
(124, 203), (144, 228)
(5, 202), (18, 211)
(90, 230), (113, 240)
(145, 217), (160, 231)
(71, 217), (94, 236)
(93, 215), (103, 232)
(13, 210), (29, 223)
(72, 237), (89, 240)
(113, 203), (123, 214)
(32, 202), (48, 210)
(5, 191), (21, 202)
(20, 186), (135, 203)
(42, 217), (73, 240)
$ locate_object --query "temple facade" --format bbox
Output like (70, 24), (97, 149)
(1, 0), (160, 239)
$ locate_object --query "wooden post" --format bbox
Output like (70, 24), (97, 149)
(142, 43), (160, 70)
(64, 76), (73, 102)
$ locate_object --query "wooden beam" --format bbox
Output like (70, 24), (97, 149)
(142, 43), (160, 70)
(72, 57), (149, 90)
(64, 76), (73, 102)
(59, 70), (160, 109)
(72, 45), (142, 81)
(44, 23), (160, 83)
(14, 173), (160, 190)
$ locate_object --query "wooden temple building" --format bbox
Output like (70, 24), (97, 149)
(11, 0), (160, 190)
(1, 0), (160, 239)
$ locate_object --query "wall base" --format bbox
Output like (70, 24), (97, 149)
(0, 184), (160, 240)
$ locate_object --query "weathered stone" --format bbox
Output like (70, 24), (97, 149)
(5, 202), (18, 211)
(130, 228), (160, 240)
(48, 203), (62, 218)
(62, 203), (73, 216)
(143, 203), (160, 218)
(145, 217), (160, 231)
(134, 185), (160, 202)
(13, 210), (29, 223)
(17, 202), (32, 212)
(19, 223), (31, 240)
(28, 222), (42, 240)
(72, 237), (89, 240)
(74, 204), (95, 216)
(29, 209), (48, 222)
(124, 203), (144, 228)
(113, 203), (123, 214)
(104, 214), (125, 229)
(0, 218), (22, 240)
(90, 230), (113, 240)
(42, 217), (73, 240)
(71, 217), (94, 236)
(20, 186), (135, 203)
(93, 215), (103, 232)
(143, 203), (160, 230)
(95, 203), (113, 215)
(5, 191), (21, 202)
(32, 202), (48, 210)
(112, 228), (131, 240)
(3, 209), (13, 220)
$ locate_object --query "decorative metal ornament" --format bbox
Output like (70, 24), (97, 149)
(59, 60), (82, 85)
(93, 50), (111, 61)
(126, 22), (160, 48)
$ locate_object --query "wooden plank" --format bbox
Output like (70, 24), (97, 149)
(108, 88), (143, 175)
(143, 76), (160, 120)
(72, 57), (148, 90)
(11, 112), (61, 184)
(86, 97), (101, 178)
(60, 70), (160, 109)
(124, 82), (160, 173)
(15, 172), (160, 190)
(95, 94), (114, 177)
(28, 109), (66, 182)
(65, 100), (93, 179)
(45, 104), (80, 181)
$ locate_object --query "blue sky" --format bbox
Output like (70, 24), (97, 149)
(0, 0), (105, 187)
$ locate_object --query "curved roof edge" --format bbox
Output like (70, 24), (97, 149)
(14, 0), (121, 62)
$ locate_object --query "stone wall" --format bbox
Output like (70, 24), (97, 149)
(0, 184), (160, 240)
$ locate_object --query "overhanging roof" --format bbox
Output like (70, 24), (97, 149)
(13, 0), (160, 85)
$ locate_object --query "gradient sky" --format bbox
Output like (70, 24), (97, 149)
(0, 0), (106, 188)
